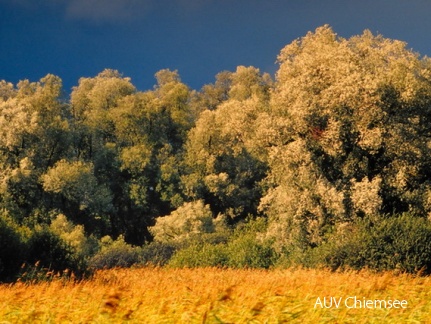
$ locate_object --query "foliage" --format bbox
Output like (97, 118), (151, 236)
(150, 200), (217, 243)
(0, 74), (70, 222)
(226, 234), (275, 269)
(25, 226), (85, 277)
(2, 26), (431, 275)
(88, 235), (141, 269)
(262, 25), (431, 250)
(140, 241), (177, 266)
(42, 160), (113, 226)
(182, 66), (271, 220)
(316, 213), (431, 274)
(169, 217), (276, 268)
(0, 212), (28, 281)
(168, 243), (229, 268)
(50, 214), (99, 259)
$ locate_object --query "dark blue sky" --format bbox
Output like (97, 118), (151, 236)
(1, 0), (431, 92)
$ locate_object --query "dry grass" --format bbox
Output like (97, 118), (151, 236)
(0, 267), (430, 323)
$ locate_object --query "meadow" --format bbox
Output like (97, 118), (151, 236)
(0, 267), (430, 323)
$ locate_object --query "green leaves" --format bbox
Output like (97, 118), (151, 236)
(3, 26), (431, 274)
(41, 159), (113, 216)
(262, 25), (431, 250)
(182, 67), (272, 219)
(150, 200), (215, 243)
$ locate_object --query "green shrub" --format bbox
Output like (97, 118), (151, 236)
(169, 243), (229, 268)
(25, 226), (85, 279)
(169, 217), (276, 269)
(89, 235), (141, 269)
(50, 214), (99, 260)
(226, 234), (276, 269)
(316, 214), (431, 274)
(141, 242), (177, 266)
(360, 214), (431, 273)
(150, 200), (216, 243)
(0, 214), (27, 281)
(169, 236), (276, 269)
(225, 217), (276, 269)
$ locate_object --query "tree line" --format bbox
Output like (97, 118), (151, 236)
(2, 25), (431, 280)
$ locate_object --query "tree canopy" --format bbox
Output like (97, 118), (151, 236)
(2, 26), (431, 279)
(262, 25), (431, 249)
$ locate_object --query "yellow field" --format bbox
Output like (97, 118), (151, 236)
(0, 267), (430, 323)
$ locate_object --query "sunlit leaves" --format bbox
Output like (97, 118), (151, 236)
(3, 25), (431, 252)
(71, 69), (135, 126)
(150, 200), (215, 243)
(263, 25), (431, 248)
(183, 68), (272, 218)
(41, 159), (112, 214)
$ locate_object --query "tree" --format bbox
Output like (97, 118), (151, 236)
(198, 71), (232, 110)
(41, 159), (112, 231)
(0, 80), (16, 101)
(68, 69), (196, 244)
(107, 70), (196, 243)
(261, 25), (431, 250)
(0, 75), (71, 223)
(183, 66), (272, 220)
(70, 69), (135, 159)
(69, 70), (141, 242)
(150, 200), (215, 243)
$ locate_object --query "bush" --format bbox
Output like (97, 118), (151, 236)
(316, 214), (431, 274)
(150, 200), (216, 243)
(225, 217), (276, 269)
(0, 214), (27, 281)
(89, 235), (141, 269)
(169, 217), (277, 269)
(141, 242), (177, 266)
(25, 226), (85, 279)
(169, 243), (229, 268)
(226, 234), (276, 269)
(50, 214), (99, 259)
(169, 236), (276, 269)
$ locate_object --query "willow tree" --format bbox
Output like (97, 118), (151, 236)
(0, 75), (70, 222)
(261, 25), (431, 249)
(183, 66), (272, 220)
(70, 69), (136, 160)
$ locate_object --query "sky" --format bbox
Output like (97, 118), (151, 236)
(1, 0), (431, 93)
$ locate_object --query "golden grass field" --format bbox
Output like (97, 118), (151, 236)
(0, 267), (430, 323)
